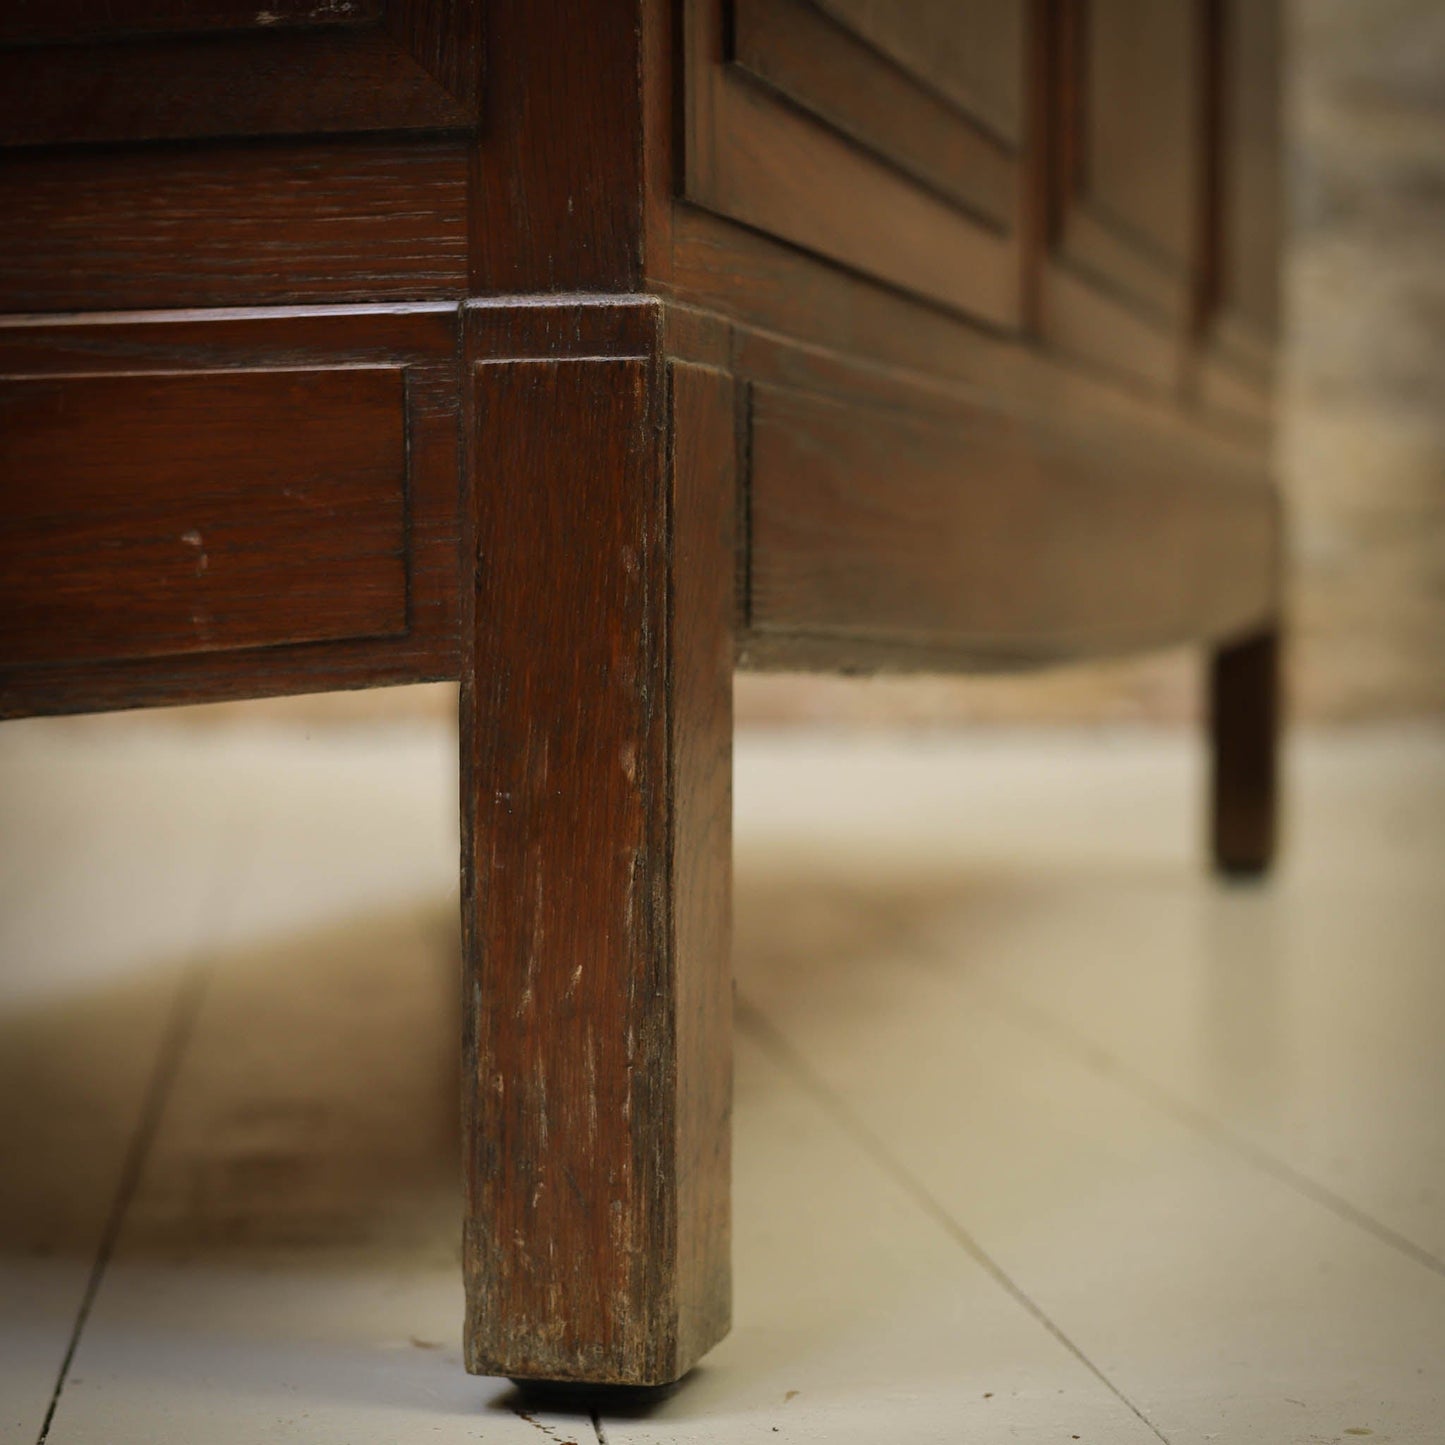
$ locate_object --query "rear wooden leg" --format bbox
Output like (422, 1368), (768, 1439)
(459, 317), (734, 1385)
(1209, 625), (1281, 877)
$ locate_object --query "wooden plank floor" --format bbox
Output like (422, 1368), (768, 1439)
(1, 717), (1441, 1443)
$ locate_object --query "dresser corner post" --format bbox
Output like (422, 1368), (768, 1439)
(458, 303), (735, 1385)
(1209, 622), (1282, 878)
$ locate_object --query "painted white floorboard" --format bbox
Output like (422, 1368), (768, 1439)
(728, 736), (1445, 1442)
(4, 722), (1442, 1443)
(936, 732), (1445, 1268)
(0, 724), (256, 1442)
(0, 969), (186, 1444)
(595, 1031), (1163, 1444)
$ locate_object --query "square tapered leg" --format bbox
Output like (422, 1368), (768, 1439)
(1210, 626), (1281, 877)
(459, 305), (734, 1384)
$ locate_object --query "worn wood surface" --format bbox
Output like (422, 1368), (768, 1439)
(0, 367), (407, 669)
(0, 306), (460, 718)
(460, 303), (733, 1384)
(1210, 626), (1281, 876)
(0, 0), (382, 43)
(0, 0), (1287, 1391)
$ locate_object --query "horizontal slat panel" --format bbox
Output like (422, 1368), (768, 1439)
(0, 142), (468, 313)
(744, 381), (1277, 669)
(0, 367), (407, 669)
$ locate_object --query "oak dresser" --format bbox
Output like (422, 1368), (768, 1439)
(0, 0), (1283, 1387)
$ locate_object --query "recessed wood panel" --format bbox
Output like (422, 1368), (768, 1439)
(1196, 0), (1282, 422)
(814, 0), (1026, 145)
(1039, 0), (1202, 392)
(0, 306), (461, 718)
(684, 0), (1024, 329)
(0, 0), (480, 146)
(1083, 0), (1198, 270)
(732, 0), (1016, 226)
(0, 366), (408, 669)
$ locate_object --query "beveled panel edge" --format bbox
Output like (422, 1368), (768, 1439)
(0, 303), (462, 719)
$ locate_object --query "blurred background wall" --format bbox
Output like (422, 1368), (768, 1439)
(127, 0), (1445, 734)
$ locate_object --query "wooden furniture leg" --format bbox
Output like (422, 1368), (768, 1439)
(1209, 626), (1281, 877)
(459, 306), (735, 1384)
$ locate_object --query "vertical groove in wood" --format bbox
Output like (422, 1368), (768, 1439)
(1209, 625), (1281, 876)
(460, 342), (732, 1385)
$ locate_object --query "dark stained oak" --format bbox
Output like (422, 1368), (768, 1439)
(1037, 0), (1201, 392)
(0, 305), (460, 718)
(0, 1), (382, 43)
(730, 0), (1018, 228)
(460, 302), (733, 1385)
(0, 141), (469, 314)
(0, 0), (481, 146)
(470, 0), (652, 292)
(0, 0), (1285, 1390)
(743, 379), (1277, 670)
(0, 367), (407, 669)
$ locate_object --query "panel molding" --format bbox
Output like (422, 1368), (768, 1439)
(1037, 0), (1202, 393)
(0, 305), (461, 718)
(0, 365), (409, 670)
(0, 0), (481, 147)
(683, 0), (1024, 330)
(1189, 0), (1281, 432)
(731, 0), (1018, 228)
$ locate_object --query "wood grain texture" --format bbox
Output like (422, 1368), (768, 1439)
(469, 0), (650, 292)
(683, 0), (1021, 329)
(669, 206), (1216, 452)
(0, 141), (468, 314)
(0, 0), (480, 146)
(743, 379), (1278, 668)
(0, 367), (407, 669)
(0, 2), (1289, 1391)
(460, 305), (733, 1384)
(0, 305), (460, 718)
(730, 0), (1017, 228)
(1210, 625), (1281, 875)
